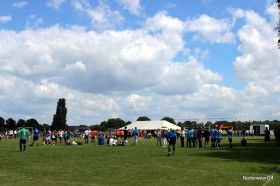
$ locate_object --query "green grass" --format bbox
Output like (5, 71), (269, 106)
(0, 136), (279, 186)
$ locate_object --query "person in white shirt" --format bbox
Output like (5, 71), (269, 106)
(109, 136), (117, 146)
(84, 129), (90, 144)
(180, 127), (185, 147)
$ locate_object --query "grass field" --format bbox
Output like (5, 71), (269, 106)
(0, 136), (279, 186)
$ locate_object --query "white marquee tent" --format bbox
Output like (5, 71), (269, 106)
(119, 120), (181, 130)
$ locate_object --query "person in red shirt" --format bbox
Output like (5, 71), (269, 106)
(90, 130), (96, 144)
(120, 130), (124, 140)
(116, 130), (120, 139)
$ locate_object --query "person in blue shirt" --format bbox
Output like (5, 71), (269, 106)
(163, 131), (176, 156)
(66, 129), (71, 143)
(186, 128), (194, 148)
(210, 129), (217, 148)
(227, 129), (233, 148)
(216, 129), (222, 148)
(132, 127), (139, 145)
(30, 128), (40, 147)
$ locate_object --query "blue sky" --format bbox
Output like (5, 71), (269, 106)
(0, 0), (280, 125)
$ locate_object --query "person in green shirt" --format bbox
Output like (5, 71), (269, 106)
(19, 125), (29, 152)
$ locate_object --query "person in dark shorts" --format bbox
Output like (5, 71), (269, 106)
(30, 128), (40, 147)
(123, 126), (128, 140)
(204, 128), (210, 147)
(19, 125), (29, 152)
(163, 131), (176, 156)
(211, 128), (217, 148)
(264, 127), (270, 143)
(227, 128), (233, 148)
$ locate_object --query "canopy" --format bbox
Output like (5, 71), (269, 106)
(119, 120), (181, 130)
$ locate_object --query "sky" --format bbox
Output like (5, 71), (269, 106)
(0, 0), (280, 126)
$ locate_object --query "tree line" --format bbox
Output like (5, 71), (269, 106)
(1, 115), (280, 133)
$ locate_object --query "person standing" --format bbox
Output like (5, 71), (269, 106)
(227, 128), (233, 148)
(58, 129), (64, 144)
(204, 128), (210, 147)
(216, 128), (222, 148)
(30, 127), (40, 147)
(45, 129), (51, 145)
(84, 129), (90, 144)
(66, 129), (71, 143)
(197, 127), (203, 148)
(51, 130), (57, 146)
(42, 128), (46, 145)
(19, 125), (29, 152)
(90, 129), (96, 144)
(123, 127), (128, 144)
(163, 131), (177, 156)
(187, 128), (194, 148)
(156, 129), (162, 146)
(264, 127), (270, 143)
(211, 128), (217, 148)
(180, 127), (185, 147)
(132, 127), (139, 145)
(192, 128), (198, 148)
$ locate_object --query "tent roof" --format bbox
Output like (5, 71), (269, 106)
(119, 120), (181, 130)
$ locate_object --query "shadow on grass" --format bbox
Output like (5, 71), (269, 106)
(192, 139), (280, 166)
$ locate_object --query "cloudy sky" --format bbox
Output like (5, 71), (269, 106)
(0, 0), (280, 125)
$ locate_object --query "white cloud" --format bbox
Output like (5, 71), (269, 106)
(125, 94), (152, 111)
(0, 21), (225, 123)
(146, 11), (185, 34)
(185, 14), (235, 43)
(1, 2), (280, 124)
(64, 60), (87, 72)
(0, 16), (12, 23)
(265, 1), (278, 24)
(25, 15), (43, 29)
(117, 0), (141, 15)
(47, 0), (66, 10)
(71, 0), (124, 30)
(13, 1), (28, 8)
(233, 8), (280, 95)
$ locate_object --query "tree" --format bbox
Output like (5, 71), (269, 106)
(16, 119), (26, 128)
(51, 98), (67, 130)
(183, 120), (197, 129)
(6, 118), (16, 130)
(0, 116), (5, 132)
(136, 116), (151, 121)
(161, 117), (176, 124)
(26, 118), (40, 129)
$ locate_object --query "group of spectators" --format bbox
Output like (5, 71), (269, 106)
(177, 127), (233, 149)
(8, 124), (280, 152)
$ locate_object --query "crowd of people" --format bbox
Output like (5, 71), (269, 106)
(2, 125), (279, 154)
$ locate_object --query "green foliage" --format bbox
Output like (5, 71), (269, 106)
(51, 98), (67, 130)
(161, 117), (176, 124)
(42, 123), (51, 130)
(136, 116), (151, 121)
(0, 116), (5, 132)
(6, 118), (16, 130)
(26, 118), (40, 129)
(16, 119), (26, 128)
(99, 118), (127, 130)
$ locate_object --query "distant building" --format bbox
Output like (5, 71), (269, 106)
(250, 124), (269, 135)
